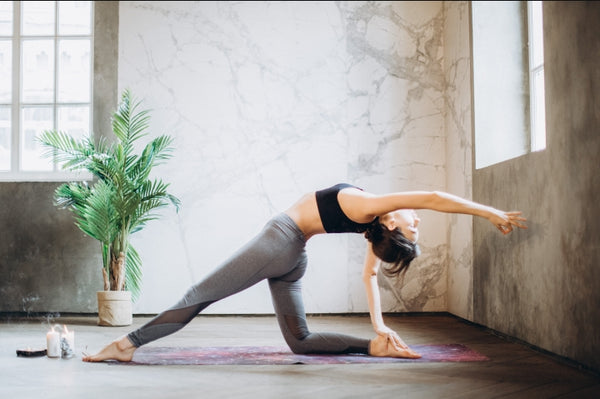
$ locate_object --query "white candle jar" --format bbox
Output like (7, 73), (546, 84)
(46, 326), (61, 358)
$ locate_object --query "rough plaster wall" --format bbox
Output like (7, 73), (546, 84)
(473, 1), (600, 373)
(0, 2), (119, 314)
(0, 183), (100, 313)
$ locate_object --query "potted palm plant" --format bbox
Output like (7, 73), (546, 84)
(38, 90), (180, 326)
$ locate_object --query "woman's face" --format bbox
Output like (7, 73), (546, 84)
(380, 209), (420, 242)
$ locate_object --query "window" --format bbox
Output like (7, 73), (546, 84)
(528, 1), (545, 151)
(0, 1), (93, 181)
(472, 1), (546, 169)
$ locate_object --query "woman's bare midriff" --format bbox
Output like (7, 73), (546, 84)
(284, 192), (326, 240)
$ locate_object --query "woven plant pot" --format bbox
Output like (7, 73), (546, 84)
(97, 291), (132, 326)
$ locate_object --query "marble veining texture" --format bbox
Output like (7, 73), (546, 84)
(442, 1), (472, 319)
(117, 1), (467, 315)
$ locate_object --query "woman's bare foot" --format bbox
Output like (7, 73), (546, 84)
(82, 336), (137, 362)
(369, 335), (421, 359)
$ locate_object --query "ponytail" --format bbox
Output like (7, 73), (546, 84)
(364, 220), (420, 277)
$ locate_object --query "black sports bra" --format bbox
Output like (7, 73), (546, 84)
(315, 183), (377, 233)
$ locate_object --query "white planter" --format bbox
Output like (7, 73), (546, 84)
(97, 291), (133, 326)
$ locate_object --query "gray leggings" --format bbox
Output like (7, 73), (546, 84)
(127, 213), (370, 355)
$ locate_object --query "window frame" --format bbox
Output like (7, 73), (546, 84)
(0, 1), (94, 182)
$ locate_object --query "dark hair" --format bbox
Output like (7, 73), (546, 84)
(364, 220), (421, 277)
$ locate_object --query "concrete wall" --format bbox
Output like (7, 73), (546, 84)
(473, 1), (600, 373)
(0, 2), (118, 314)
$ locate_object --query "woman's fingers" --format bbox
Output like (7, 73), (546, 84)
(388, 333), (408, 349)
(498, 224), (512, 234)
(497, 211), (528, 234)
(377, 329), (410, 350)
(507, 211), (528, 228)
(383, 333), (421, 358)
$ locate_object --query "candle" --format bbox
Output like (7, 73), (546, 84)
(46, 326), (60, 358)
(60, 325), (75, 358)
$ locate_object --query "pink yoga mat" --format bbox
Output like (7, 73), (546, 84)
(123, 344), (489, 365)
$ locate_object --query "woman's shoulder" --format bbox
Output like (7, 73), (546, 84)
(317, 183), (364, 195)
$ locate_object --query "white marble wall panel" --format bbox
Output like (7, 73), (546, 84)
(118, 1), (448, 314)
(443, 1), (473, 320)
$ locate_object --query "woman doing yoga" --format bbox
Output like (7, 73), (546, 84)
(83, 183), (526, 362)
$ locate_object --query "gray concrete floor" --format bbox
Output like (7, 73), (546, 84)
(1, 314), (599, 399)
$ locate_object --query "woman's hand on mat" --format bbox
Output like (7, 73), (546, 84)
(375, 326), (408, 349)
(487, 209), (527, 235)
(369, 334), (421, 359)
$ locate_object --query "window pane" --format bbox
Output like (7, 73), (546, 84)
(22, 1), (56, 36)
(0, 106), (10, 171)
(58, 105), (89, 140)
(58, 105), (89, 169)
(0, 2), (12, 36)
(22, 40), (55, 102)
(531, 69), (546, 151)
(530, 1), (544, 68)
(0, 40), (11, 102)
(21, 106), (54, 171)
(58, 39), (90, 102)
(58, 1), (91, 35)
(472, 1), (529, 169)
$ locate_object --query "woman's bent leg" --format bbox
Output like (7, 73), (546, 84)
(268, 259), (370, 355)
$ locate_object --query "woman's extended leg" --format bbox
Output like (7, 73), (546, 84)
(83, 214), (307, 362)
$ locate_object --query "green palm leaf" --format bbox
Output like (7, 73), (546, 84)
(125, 245), (143, 302)
(37, 90), (180, 303)
(75, 180), (118, 246)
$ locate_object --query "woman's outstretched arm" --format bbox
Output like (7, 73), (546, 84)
(342, 189), (527, 234)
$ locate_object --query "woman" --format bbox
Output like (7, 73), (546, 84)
(83, 183), (526, 362)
